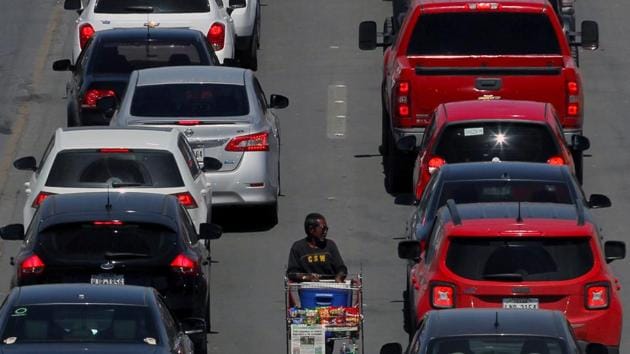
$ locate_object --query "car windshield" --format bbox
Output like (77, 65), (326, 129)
(130, 83), (249, 117)
(434, 122), (560, 163)
(37, 222), (177, 261)
(446, 237), (593, 281)
(95, 0), (209, 13)
(1, 304), (158, 344)
(408, 13), (560, 55)
(46, 149), (184, 188)
(91, 41), (208, 74)
(438, 180), (573, 205)
(427, 336), (565, 354)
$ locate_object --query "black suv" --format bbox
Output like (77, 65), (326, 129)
(0, 192), (222, 353)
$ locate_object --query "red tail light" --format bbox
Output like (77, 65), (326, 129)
(82, 89), (116, 108)
(32, 192), (55, 208)
(93, 220), (124, 226)
(567, 81), (579, 95)
(566, 80), (579, 117)
(173, 192), (198, 209)
(170, 254), (199, 274)
(431, 283), (455, 308)
(585, 283), (610, 309)
(225, 132), (269, 152)
(20, 254), (45, 275)
(395, 81), (411, 126)
(177, 120), (201, 126)
(79, 23), (95, 49)
(208, 23), (225, 51)
(546, 156), (565, 165)
(428, 156), (446, 174)
(99, 148), (130, 153)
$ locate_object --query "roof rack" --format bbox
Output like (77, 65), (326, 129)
(446, 199), (462, 225)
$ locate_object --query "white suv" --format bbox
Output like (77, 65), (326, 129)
(13, 127), (217, 231)
(64, 0), (237, 64)
(229, 0), (260, 70)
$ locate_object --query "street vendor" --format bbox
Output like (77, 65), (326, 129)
(287, 213), (347, 283)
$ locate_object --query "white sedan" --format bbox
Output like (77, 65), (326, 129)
(64, 0), (238, 64)
(13, 127), (218, 231)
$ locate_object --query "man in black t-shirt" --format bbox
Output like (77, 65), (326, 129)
(286, 213), (347, 283)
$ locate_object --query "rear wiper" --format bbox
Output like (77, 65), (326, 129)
(125, 5), (154, 12)
(104, 252), (150, 260)
(482, 273), (524, 281)
(111, 182), (143, 188)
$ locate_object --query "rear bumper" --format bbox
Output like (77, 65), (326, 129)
(392, 127), (425, 150)
(568, 308), (622, 347)
(79, 109), (110, 126)
(563, 128), (582, 145)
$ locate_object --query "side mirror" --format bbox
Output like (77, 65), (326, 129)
(359, 21), (378, 50)
(180, 317), (206, 336)
(52, 59), (73, 72)
(580, 20), (599, 50)
(269, 94), (289, 109)
(202, 157), (223, 172)
(588, 194), (611, 209)
(199, 223), (222, 240)
(0, 224), (25, 241)
(571, 134), (590, 151)
(397, 135), (417, 152)
(95, 96), (118, 119)
(13, 156), (37, 171)
(604, 241), (625, 263)
(63, 0), (82, 10)
(222, 58), (238, 67)
(398, 240), (421, 262)
(380, 343), (403, 354)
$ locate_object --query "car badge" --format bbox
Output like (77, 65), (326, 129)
(512, 286), (530, 294)
(478, 94), (501, 101)
(101, 20), (111, 25)
(100, 261), (115, 270)
(144, 21), (160, 28)
(184, 128), (194, 137)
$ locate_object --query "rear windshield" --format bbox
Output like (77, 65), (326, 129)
(95, 0), (209, 13)
(428, 336), (564, 354)
(1, 304), (158, 343)
(434, 122), (559, 163)
(131, 83), (249, 117)
(438, 180), (573, 205)
(446, 237), (593, 281)
(408, 13), (561, 55)
(46, 150), (184, 188)
(37, 222), (177, 261)
(91, 41), (208, 74)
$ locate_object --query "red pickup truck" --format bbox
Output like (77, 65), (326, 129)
(359, 0), (599, 192)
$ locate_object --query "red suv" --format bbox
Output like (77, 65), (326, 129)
(413, 100), (590, 200)
(399, 201), (625, 353)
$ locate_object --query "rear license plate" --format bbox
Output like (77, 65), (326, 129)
(193, 148), (204, 163)
(91, 274), (124, 285)
(502, 298), (539, 309)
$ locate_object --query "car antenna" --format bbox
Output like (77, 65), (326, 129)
(516, 201), (523, 223)
(105, 184), (112, 211)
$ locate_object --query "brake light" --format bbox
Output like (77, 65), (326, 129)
(20, 254), (45, 275)
(79, 23), (95, 49)
(177, 120), (201, 126)
(567, 82), (579, 95)
(170, 254), (198, 274)
(93, 220), (124, 226)
(173, 192), (198, 209)
(99, 148), (130, 153)
(431, 283), (455, 308)
(225, 132), (269, 152)
(82, 89), (116, 108)
(566, 80), (579, 117)
(208, 23), (225, 51)
(32, 192), (55, 208)
(394, 80), (411, 125)
(585, 283), (610, 309)
(546, 156), (565, 165)
(468, 2), (499, 10)
(428, 156), (446, 174)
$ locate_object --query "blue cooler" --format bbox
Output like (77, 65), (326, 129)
(299, 287), (351, 308)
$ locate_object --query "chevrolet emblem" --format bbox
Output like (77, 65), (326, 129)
(478, 94), (501, 101)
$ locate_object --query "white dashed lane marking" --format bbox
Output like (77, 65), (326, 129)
(326, 83), (347, 139)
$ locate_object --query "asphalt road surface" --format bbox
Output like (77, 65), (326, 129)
(0, 0), (627, 353)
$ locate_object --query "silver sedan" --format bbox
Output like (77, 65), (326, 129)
(108, 66), (288, 222)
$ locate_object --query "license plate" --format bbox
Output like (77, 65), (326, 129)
(193, 148), (204, 163)
(502, 298), (539, 309)
(91, 274), (124, 285)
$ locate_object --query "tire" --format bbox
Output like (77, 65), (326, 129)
(385, 135), (415, 194)
(193, 335), (208, 354)
(573, 150), (584, 184)
(262, 201), (278, 225)
(239, 20), (259, 71)
(380, 104), (390, 156)
(392, 0), (408, 31)
(403, 289), (412, 334)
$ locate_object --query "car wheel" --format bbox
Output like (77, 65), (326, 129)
(204, 296), (211, 333)
(403, 289), (412, 335)
(380, 104), (390, 156)
(192, 335), (208, 354)
(573, 150), (584, 184)
(385, 136), (415, 194)
(240, 33), (258, 71)
(262, 201), (278, 225)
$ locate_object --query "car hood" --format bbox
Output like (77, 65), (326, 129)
(0, 343), (162, 353)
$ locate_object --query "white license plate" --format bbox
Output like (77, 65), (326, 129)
(91, 274), (124, 285)
(193, 148), (204, 163)
(502, 298), (539, 309)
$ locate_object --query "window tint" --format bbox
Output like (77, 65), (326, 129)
(446, 237), (593, 281)
(434, 122), (559, 163)
(427, 336), (563, 354)
(178, 205), (198, 243)
(408, 13), (560, 55)
(178, 137), (201, 179)
(156, 297), (178, 341)
(95, 0), (210, 13)
(46, 149), (184, 188)
(131, 83), (249, 117)
(438, 180), (573, 205)
(253, 78), (268, 113)
(1, 305), (158, 343)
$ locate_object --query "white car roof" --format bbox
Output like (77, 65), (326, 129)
(135, 66), (247, 86)
(55, 127), (181, 150)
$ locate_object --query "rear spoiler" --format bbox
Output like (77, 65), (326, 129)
(415, 66), (562, 76)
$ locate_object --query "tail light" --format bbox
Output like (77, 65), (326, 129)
(173, 192), (198, 209)
(566, 80), (579, 117)
(208, 23), (225, 51)
(394, 80), (412, 127)
(20, 254), (45, 276)
(585, 282), (610, 309)
(170, 254), (199, 274)
(79, 23), (95, 49)
(225, 132), (269, 152)
(82, 89), (116, 108)
(431, 282), (455, 309)
(428, 156), (446, 174)
(32, 192), (55, 208)
(546, 156), (565, 165)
